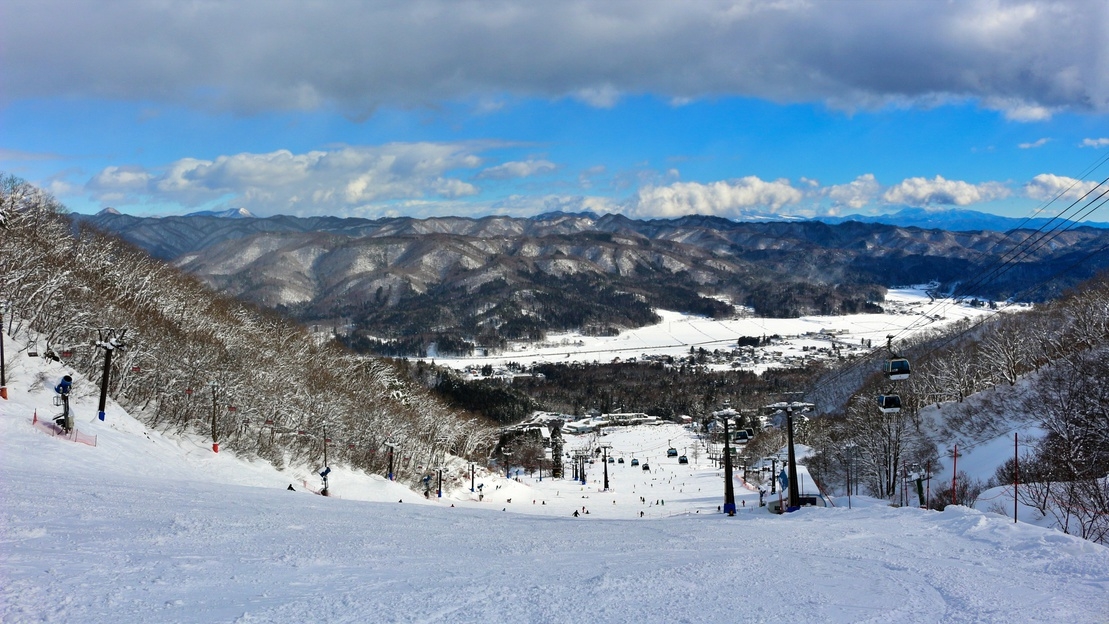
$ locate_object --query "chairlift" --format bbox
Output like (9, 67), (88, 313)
(877, 394), (902, 413)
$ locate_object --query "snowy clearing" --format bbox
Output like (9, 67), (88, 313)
(433, 288), (1013, 373)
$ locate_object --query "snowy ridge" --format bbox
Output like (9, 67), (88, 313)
(2, 332), (1108, 622)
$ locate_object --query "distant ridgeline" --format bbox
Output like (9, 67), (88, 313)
(72, 209), (1109, 357)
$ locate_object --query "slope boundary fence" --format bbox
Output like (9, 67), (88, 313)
(31, 412), (97, 447)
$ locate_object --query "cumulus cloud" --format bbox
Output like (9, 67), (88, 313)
(4, 1), (1106, 116)
(84, 144), (486, 215)
(1081, 138), (1109, 148)
(882, 175), (1010, 207)
(1024, 174), (1103, 202)
(824, 174), (881, 210)
(1018, 138), (1051, 149)
(630, 177), (802, 218)
(477, 159), (557, 180)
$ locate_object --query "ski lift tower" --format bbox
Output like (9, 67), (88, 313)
(95, 328), (127, 421)
(599, 443), (612, 491)
(765, 398), (814, 513)
(713, 401), (739, 515)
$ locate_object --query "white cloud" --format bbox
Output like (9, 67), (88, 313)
(982, 97), (1056, 122)
(630, 177), (802, 218)
(1018, 138), (1051, 149)
(1081, 138), (1109, 148)
(84, 144), (487, 215)
(5, 1), (1106, 115)
(824, 174), (880, 210)
(882, 175), (1010, 207)
(477, 159), (557, 180)
(1024, 173), (1102, 202)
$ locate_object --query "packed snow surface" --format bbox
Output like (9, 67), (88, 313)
(2, 332), (1108, 623)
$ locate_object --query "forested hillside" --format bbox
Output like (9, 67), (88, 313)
(0, 175), (494, 484)
(804, 274), (1109, 541)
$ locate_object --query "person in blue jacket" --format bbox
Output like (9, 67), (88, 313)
(54, 375), (73, 432)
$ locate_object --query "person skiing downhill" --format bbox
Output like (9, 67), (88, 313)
(53, 375), (73, 433)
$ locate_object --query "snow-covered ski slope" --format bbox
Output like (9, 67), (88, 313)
(2, 332), (1108, 623)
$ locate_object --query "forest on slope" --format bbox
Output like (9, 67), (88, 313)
(0, 174), (495, 485)
(800, 274), (1109, 542)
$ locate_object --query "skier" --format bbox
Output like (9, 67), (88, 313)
(53, 375), (73, 433)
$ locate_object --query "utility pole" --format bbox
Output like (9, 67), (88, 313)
(209, 381), (220, 453)
(385, 442), (396, 480)
(845, 442), (856, 509)
(470, 462), (475, 492)
(0, 301), (9, 400)
(1013, 433), (1019, 523)
(95, 328), (127, 421)
(320, 426), (331, 496)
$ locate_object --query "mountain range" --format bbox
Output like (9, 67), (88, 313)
(73, 210), (1109, 356)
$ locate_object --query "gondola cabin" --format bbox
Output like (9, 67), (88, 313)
(678, 455), (689, 464)
(667, 447), (678, 457)
(877, 394), (902, 413)
(630, 458), (639, 466)
(884, 358), (911, 381)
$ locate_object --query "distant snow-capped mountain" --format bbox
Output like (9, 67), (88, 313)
(184, 207), (255, 218)
(818, 207), (1109, 232)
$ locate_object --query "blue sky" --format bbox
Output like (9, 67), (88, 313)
(2, 1), (1108, 221)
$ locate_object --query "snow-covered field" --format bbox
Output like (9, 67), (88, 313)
(3, 331), (1108, 623)
(433, 288), (1011, 372)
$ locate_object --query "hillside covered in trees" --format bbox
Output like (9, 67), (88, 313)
(801, 274), (1109, 542)
(0, 174), (495, 485)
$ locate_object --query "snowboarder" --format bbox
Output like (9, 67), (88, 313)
(53, 375), (73, 433)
